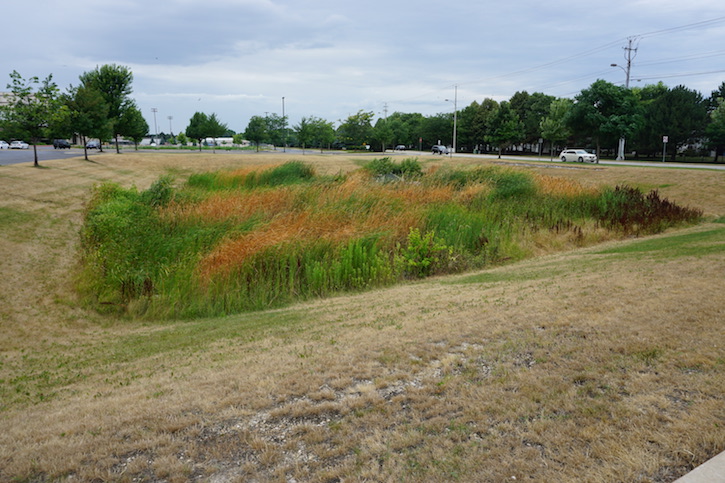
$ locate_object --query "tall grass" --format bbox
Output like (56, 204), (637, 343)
(77, 160), (702, 319)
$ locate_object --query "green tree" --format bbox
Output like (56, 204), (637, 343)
(63, 84), (110, 160)
(458, 98), (498, 153)
(295, 116), (334, 153)
(337, 110), (374, 147)
(205, 113), (228, 152)
(245, 115), (268, 151)
(646, 85), (706, 161)
(705, 97), (725, 162)
(540, 98), (573, 161)
(631, 82), (669, 156)
(264, 113), (287, 149)
(78, 64), (134, 153)
(486, 101), (524, 158)
(372, 118), (394, 152)
(185, 112), (209, 151)
(568, 79), (642, 158)
(176, 132), (188, 146)
(385, 112), (425, 150)
(116, 102), (149, 150)
(420, 112), (453, 150)
(0, 71), (65, 166)
(509, 91), (555, 148)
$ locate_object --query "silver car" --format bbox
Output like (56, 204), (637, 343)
(0, 140), (9, 149)
(10, 140), (29, 149)
(559, 149), (597, 163)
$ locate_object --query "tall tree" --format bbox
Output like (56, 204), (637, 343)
(185, 112), (210, 151)
(705, 98), (725, 162)
(486, 101), (524, 158)
(64, 84), (110, 160)
(458, 98), (498, 153)
(205, 113), (228, 152)
(372, 118), (394, 152)
(79, 64), (133, 153)
(295, 116), (335, 153)
(116, 102), (149, 151)
(420, 112), (453, 149)
(0, 71), (65, 166)
(264, 113), (287, 149)
(244, 115), (268, 152)
(647, 85), (707, 161)
(337, 110), (374, 147)
(540, 98), (573, 161)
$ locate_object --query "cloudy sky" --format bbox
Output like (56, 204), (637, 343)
(3, 0), (725, 134)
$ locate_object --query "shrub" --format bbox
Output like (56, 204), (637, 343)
(364, 157), (422, 179)
(398, 228), (452, 278)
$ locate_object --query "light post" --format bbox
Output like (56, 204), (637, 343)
(445, 85), (458, 157)
(151, 108), (158, 145)
(168, 116), (173, 136)
(282, 96), (286, 153)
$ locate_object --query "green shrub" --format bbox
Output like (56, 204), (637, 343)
(364, 157), (422, 179)
(398, 228), (452, 278)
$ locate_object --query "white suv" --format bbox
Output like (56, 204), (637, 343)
(559, 149), (597, 163)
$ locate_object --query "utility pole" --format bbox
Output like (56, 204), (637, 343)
(282, 96), (286, 153)
(611, 37), (638, 160)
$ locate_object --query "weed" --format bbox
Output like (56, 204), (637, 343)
(77, 162), (703, 318)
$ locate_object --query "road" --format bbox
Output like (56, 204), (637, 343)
(2, 145), (724, 171)
(0, 145), (90, 166)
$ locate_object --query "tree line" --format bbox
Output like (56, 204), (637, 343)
(230, 79), (725, 162)
(2, 63), (724, 165)
(0, 65), (147, 165)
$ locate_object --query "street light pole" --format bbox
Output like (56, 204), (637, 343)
(282, 96), (286, 153)
(151, 108), (158, 145)
(611, 36), (637, 160)
(445, 85), (458, 157)
(168, 116), (173, 136)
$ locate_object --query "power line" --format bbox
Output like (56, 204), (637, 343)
(388, 16), (725, 108)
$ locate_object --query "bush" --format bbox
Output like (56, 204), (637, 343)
(365, 157), (422, 179)
(398, 228), (452, 278)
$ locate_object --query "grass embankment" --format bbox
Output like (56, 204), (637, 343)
(0, 153), (722, 482)
(77, 158), (701, 319)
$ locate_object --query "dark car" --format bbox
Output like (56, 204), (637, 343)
(53, 139), (71, 149)
(86, 140), (100, 149)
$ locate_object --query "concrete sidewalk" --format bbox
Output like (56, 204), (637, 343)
(674, 450), (725, 482)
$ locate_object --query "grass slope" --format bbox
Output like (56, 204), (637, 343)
(0, 152), (723, 482)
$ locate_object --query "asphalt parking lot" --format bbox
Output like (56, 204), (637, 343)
(0, 145), (90, 166)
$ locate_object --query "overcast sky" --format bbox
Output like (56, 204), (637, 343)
(3, 0), (725, 134)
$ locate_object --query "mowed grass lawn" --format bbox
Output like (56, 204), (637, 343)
(0, 151), (723, 482)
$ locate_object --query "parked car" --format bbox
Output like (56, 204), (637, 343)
(394, 144), (406, 151)
(86, 140), (100, 149)
(0, 140), (9, 149)
(559, 149), (597, 163)
(10, 140), (29, 149)
(53, 139), (71, 149)
(431, 144), (449, 155)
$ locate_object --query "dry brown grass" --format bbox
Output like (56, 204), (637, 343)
(0, 151), (723, 482)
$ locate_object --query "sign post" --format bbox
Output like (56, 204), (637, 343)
(662, 136), (668, 163)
